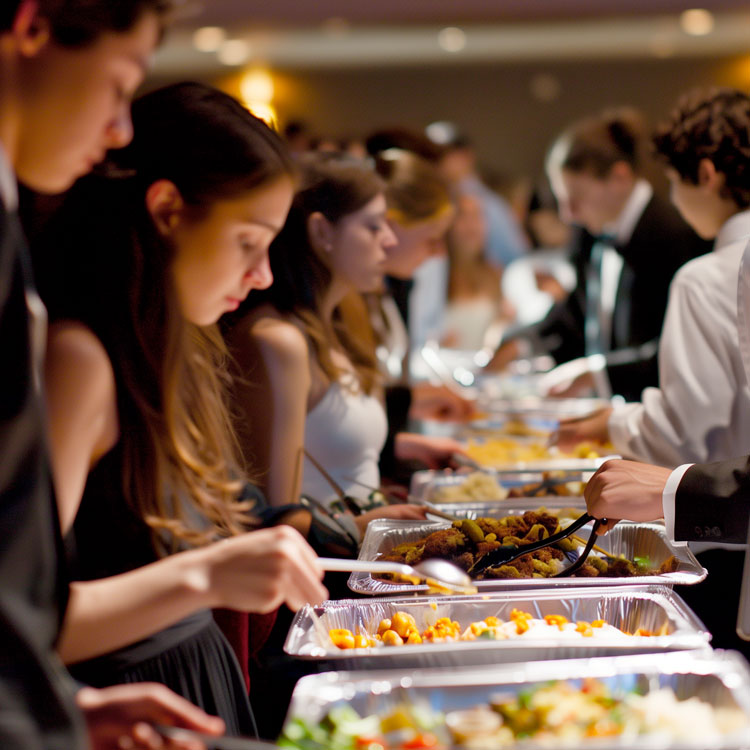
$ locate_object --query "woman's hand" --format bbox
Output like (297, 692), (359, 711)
(409, 383), (475, 422)
(546, 370), (595, 398)
(353, 503), (428, 536)
(554, 407), (612, 452)
(204, 525), (327, 613)
(585, 459), (671, 534)
(77, 683), (224, 750)
(484, 339), (520, 372)
(394, 433), (466, 469)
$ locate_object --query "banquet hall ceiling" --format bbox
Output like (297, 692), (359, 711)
(155, 1), (750, 74)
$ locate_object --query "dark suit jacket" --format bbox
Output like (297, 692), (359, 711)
(0, 201), (84, 748)
(675, 457), (750, 544)
(509, 193), (711, 401)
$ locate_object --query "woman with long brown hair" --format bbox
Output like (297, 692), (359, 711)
(33, 82), (327, 735)
(223, 153), (453, 515)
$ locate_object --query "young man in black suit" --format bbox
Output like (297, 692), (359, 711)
(488, 107), (711, 401)
(0, 2), (225, 747)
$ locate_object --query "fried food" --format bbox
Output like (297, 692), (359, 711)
(381, 510), (671, 580)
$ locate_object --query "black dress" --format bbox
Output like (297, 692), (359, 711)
(66, 445), (256, 737)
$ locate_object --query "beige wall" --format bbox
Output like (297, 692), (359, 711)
(151, 53), (750, 186)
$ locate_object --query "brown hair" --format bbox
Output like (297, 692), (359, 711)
(35, 83), (295, 551)
(232, 152), (385, 394)
(2, 0), (174, 44)
(550, 106), (647, 178)
(653, 87), (750, 209)
(374, 148), (452, 226)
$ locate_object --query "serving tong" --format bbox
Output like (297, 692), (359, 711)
(468, 512), (604, 578)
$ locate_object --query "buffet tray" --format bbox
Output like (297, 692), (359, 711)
(349, 517), (706, 595)
(474, 394), (612, 420)
(282, 650), (750, 750)
(411, 469), (590, 505)
(284, 585), (710, 670)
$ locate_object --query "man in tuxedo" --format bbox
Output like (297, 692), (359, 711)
(488, 108), (711, 401)
(0, 2), (225, 747)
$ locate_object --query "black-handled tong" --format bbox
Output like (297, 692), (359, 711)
(468, 512), (604, 577)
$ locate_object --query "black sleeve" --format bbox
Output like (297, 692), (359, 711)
(674, 457), (750, 544)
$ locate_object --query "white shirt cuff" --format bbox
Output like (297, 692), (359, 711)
(662, 463), (693, 547)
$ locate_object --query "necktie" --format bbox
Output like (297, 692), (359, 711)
(584, 233), (616, 356)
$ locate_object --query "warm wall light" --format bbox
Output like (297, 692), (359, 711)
(438, 27), (466, 53)
(217, 39), (251, 66)
(193, 26), (226, 52)
(245, 102), (278, 128)
(680, 8), (715, 36)
(240, 68), (274, 104)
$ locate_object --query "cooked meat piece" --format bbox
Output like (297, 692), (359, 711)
(574, 563), (600, 577)
(453, 551), (475, 571)
(422, 527), (466, 559)
(657, 555), (679, 574)
(606, 558), (639, 577)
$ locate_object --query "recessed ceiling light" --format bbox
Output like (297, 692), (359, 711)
(217, 39), (251, 66)
(192, 26), (226, 52)
(438, 27), (466, 53)
(680, 8), (714, 36)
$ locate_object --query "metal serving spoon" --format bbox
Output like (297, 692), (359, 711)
(319, 557), (477, 595)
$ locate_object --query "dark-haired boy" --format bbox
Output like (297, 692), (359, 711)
(1, 2), (224, 747)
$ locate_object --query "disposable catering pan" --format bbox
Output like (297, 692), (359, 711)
(349, 517), (706, 595)
(410, 469), (591, 505)
(474, 394), (612, 420)
(280, 650), (750, 750)
(425, 498), (588, 519)
(283, 585), (710, 670)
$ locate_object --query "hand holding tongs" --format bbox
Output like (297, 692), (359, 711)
(468, 512), (604, 578)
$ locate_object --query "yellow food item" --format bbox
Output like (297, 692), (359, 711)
(431, 471), (509, 503)
(464, 438), (615, 469)
(328, 629), (355, 649)
(328, 608), (663, 649)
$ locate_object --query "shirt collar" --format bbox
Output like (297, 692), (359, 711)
(602, 179), (652, 246)
(0, 139), (18, 212)
(714, 209), (750, 251)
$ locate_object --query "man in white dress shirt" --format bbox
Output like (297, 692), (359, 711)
(582, 88), (750, 656)
(559, 88), (750, 466)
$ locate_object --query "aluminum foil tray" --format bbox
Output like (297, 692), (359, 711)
(411, 469), (590, 505)
(282, 650), (750, 750)
(349, 517), (706, 595)
(425, 498), (588, 520)
(475, 394), (612, 420)
(284, 585), (710, 670)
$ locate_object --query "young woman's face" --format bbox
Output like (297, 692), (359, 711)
(328, 193), (397, 292)
(16, 11), (160, 193)
(384, 207), (453, 280)
(171, 176), (294, 326)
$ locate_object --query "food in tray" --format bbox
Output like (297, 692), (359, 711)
(327, 607), (667, 650)
(467, 418), (551, 439)
(380, 511), (678, 580)
(464, 438), (614, 468)
(430, 470), (586, 503)
(279, 679), (747, 748)
(430, 472), (509, 503)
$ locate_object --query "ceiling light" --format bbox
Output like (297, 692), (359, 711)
(217, 39), (251, 66)
(438, 27), (466, 53)
(240, 69), (274, 105)
(680, 9), (714, 36)
(192, 26), (226, 52)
